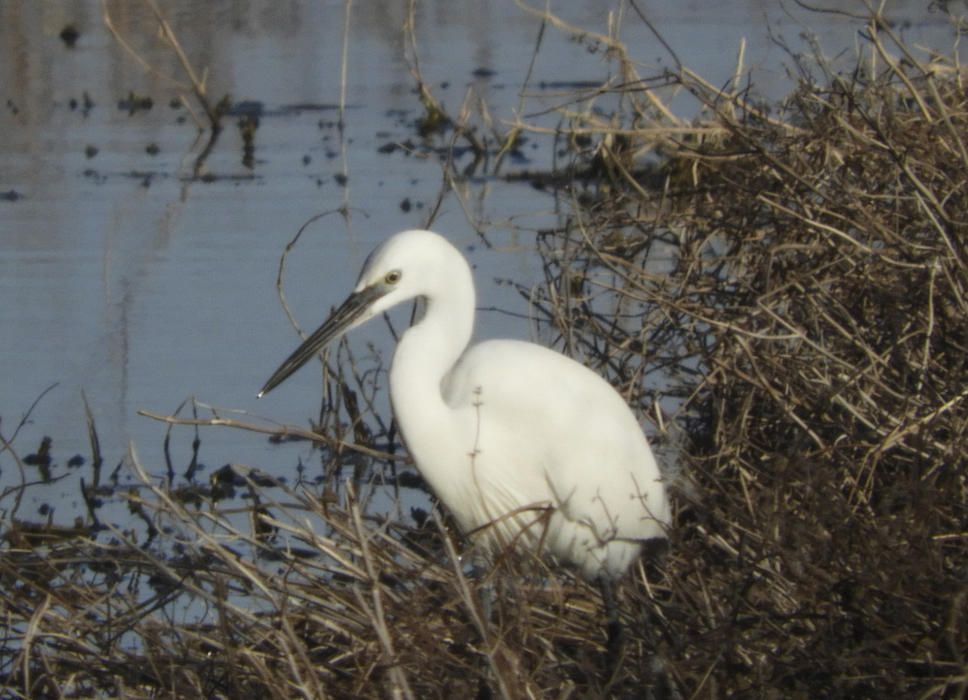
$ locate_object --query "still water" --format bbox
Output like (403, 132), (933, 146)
(0, 0), (961, 520)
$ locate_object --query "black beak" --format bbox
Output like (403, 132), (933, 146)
(258, 285), (384, 398)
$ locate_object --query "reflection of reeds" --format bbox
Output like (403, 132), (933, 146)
(102, 0), (227, 178)
(2, 6), (966, 697)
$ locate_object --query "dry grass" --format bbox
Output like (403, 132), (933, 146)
(515, 6), (968, 697)
(1, 449), (664, 698)
(2, 5), (967, 699)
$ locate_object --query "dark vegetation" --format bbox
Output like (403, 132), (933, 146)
(1, 5), (966, 698)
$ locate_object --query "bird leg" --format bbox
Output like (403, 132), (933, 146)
(598, 576), (624, 679)
(478, 579), (495, 626)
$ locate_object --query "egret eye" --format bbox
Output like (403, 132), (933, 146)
(384, 270), (402, 285)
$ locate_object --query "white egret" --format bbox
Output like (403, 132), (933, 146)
(259, 230), (670, 582)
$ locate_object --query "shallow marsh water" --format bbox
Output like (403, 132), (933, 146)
(0, 0), (962, 525)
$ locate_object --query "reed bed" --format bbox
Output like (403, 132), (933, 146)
(514, 6), (967, 696)
(2, 6), (966, 698)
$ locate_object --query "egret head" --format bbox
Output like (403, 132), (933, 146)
(258, 230), (466, 397)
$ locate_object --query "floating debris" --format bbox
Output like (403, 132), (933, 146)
(59, 24), (79, 48)
(118, 91), (153, 116)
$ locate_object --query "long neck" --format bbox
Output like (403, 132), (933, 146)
(388, 261), (475, 499)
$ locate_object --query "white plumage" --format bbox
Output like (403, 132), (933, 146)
(260, 229), (670, 580)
